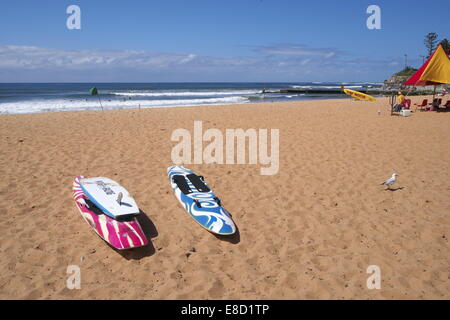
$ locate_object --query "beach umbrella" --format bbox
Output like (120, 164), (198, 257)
(404, 44), (450, 99)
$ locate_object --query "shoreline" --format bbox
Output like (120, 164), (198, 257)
(2, 87), (445, 116)
(0, 82), (385, 115)
(0, 95), (353, 116)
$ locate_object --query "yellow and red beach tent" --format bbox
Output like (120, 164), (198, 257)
(404, 44), (450, 86)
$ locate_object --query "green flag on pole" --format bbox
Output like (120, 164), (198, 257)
(90, 86), (98, 96)
(89, 86), (103, 111)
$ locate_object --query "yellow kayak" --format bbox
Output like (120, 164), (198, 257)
(342, 88), (376, 102)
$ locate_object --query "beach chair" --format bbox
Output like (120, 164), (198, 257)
(414, 99), (428, 111)
(445, 100), (450, 109)
(445, 100), (450, 112)
(403, 99), (411, 110)
(437, 100), (450, 112)
(429, 98), (442, 111)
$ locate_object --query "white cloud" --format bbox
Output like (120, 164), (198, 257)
(0, 45), (198, 70)
(301, 59), (311, 66)
(0, 45), (402, 82)
(256, 44), (339, 58)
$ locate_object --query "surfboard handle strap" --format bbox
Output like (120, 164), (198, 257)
(172, 174), (211, 194)
(213, 197), (222, 206)
(186, 174), (210, 192)
(194, 197), (222, 209)
(172, 175), (193, 194)
(194, 200), (202, 208)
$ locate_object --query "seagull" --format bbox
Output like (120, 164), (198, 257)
(381, 173), (399, 189)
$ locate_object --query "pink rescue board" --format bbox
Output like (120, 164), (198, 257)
(72, 176), (148, 250)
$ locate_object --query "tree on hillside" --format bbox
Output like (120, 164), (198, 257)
(424, 32), (438, 58)
(440, 38), (450, 51)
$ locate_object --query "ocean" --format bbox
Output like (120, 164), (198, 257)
(0, 82), (383, 114)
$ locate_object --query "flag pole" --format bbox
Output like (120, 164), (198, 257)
(90, 86), (103, 112)
(97, 95), (103, 112)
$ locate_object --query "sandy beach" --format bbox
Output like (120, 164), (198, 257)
(0, 96), (449, 300)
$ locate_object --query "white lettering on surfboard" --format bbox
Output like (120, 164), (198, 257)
(171, 121), (279, 175)
(96, 181), (115, 195)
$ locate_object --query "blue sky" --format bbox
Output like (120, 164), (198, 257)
(0, 0), (449, 82)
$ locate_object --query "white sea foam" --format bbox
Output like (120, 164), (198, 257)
(0, 96), (249, 114)
(291, 85), (363, 90)
(112, 90), (261, 97)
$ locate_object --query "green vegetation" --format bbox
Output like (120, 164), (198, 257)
(423, 33), (449, 57)
(393, 67), (418, 77)
(440, 39), (450, 51)
(424, 32), (439, 58)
